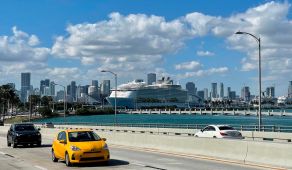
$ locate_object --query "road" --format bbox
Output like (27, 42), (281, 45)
(0, 128), (276, 170)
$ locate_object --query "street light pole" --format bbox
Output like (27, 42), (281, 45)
(235, 31), (262, 131)
(52, 83), (66, 123)
(101, 70), (117, 126)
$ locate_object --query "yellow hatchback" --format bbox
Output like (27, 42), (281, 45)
(51, 129), (110, 166)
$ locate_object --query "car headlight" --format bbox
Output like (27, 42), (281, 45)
(103, 143), (108, 150)
(37, 133), (41, 136)
(70, 146), (81, 151)
(16, 133), (21, 137)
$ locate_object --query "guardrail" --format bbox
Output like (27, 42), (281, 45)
(34, 122), (292, 133)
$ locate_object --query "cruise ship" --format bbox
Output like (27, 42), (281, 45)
(107, 77), (189, 109)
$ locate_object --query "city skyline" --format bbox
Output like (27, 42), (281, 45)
(0, 1), (292, 96)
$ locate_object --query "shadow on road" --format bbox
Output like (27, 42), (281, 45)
(60, 159), (129, 167)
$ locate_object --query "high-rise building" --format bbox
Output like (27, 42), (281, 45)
(211, 83), (217, 99)
(147, 73), (156, 85)
(241, 86), (251, 101)
(40, 79), (50, 96)
(50, 81), (55, 96)
(220, 83), (224, 98)
(227, 87), (231, 99)
(229, 91), (236, 100)
(70, 81), (77, 102)
(288, 81), (292, 98)
(101, 80), (111, 96)
(21, 72), (31, 102)
(197, 90), (204, 100)
(92, 80), (99, 87)
(186, 82), (196, 95)
(266, 86), (275, 98)
(88, 85), (100, 100)
(204, 88), (208, 100)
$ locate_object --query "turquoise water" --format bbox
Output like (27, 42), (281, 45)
(35, 114), (292, 126)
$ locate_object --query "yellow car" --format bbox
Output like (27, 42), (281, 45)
(51, 129), (110, 166)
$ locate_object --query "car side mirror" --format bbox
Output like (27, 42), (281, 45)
(102, 138), (107, 141)
(200, 129), (203, 132)
(38, 128), (41, 131)
(59, 140), (66, 144)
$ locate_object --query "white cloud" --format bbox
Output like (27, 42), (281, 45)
(178, 67), (229, 79)
(175, 61), (201, 70)
(196, 50), (215, 56)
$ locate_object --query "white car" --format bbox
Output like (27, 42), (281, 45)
(195, 125), (243, 139)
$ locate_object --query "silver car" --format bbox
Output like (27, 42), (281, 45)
(195, 125), (243, 139)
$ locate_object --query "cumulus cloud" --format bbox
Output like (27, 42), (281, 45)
(51, 12), (195, 74)
(196, 50), (215, 56)
(175, 61), (201, 70)
(178, 67), (229, 79)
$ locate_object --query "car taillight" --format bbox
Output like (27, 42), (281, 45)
(220, 132), (228, 136)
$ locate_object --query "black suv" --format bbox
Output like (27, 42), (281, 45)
(7, 123), (42, 148)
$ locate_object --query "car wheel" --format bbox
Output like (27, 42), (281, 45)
(195, 135), (198, 137)
(11, 141), (17, 148)
(213, 136), (217, 138)
(51, 150), (58, 162)
(37, 142), (41, 147)
(7, 139), (11, 147)
(65, 152), (72, 167)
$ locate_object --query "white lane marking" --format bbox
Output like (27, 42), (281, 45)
(0, 151), (6, 155)
(34, 165), (48, 170)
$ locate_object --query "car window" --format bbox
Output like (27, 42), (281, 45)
(14, 124), (36, 131)
(57, 131), (66, 141)
(68, 131), (101, 142)
(219, 126), (234, 130)
(203, 126), (215, 131)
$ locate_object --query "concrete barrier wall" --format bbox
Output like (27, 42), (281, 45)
(1, 125), (292, 168)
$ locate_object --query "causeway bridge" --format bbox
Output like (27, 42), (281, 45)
(122, 108), (291, 116)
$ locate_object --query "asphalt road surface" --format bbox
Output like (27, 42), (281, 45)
(0, 128), (276, 170)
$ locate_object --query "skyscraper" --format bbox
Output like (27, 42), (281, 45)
(211, 83), (217, 99)
(266, 86), (275, 98)
(101, 80), (111, 96)
(147, 73), (156, 85)
(92, 80), (99, 87)
(288, 81), (292, 98)
(21, 72), (31, 102)
(241, 86), (251, 101)
(70, 81), (77, 102)
(40, 79), (50, 96)
(227, 87), (231, 99)
(186, 82), (195, 95)
(220, 83), (224, 98)
(50, 81), (55, 96)
(204, 88), (208, 100)
(197, 90), (204, 100)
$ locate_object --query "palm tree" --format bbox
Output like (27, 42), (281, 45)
(0, 85), (19, 121)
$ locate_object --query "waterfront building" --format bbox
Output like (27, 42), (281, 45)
(220, 83), (224, 98)
(211, 83), (217, 99)
(147, 73), (156, 85)
(88, 85), (100, 100)
(186, 82), (196, 95)
(101, 80), (111, 97)
(288, 81), (292, 98)
(241, 86), (251, 102)
(266, 86), (275, 98)
(21, 72), (31, 103)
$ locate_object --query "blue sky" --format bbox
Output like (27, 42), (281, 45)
(0, 0), (291, 97)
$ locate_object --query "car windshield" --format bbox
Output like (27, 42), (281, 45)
(68, 131), (101, 142)
(219, 126), (234, 130)
(15, 125), (36, 131)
